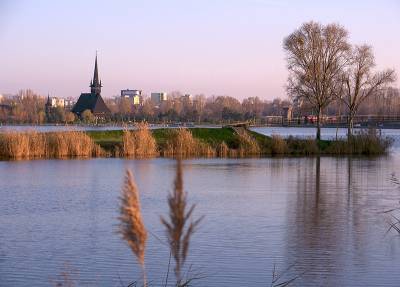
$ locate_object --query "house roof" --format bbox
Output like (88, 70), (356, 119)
(72, 93), (110, 115)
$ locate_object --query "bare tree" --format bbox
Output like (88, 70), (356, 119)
(340, 45), (396, 137)
(284, 21), (350, 140)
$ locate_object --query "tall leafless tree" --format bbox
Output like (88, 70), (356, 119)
(284, 21), (350, 140)
(340, 44), (396, 137)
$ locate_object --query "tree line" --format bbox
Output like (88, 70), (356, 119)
(1, 86), (399, 126)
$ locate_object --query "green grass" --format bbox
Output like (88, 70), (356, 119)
(86, 130), (123, 144)
(189, 127), (238, 147)
(86, 127), (241, 151)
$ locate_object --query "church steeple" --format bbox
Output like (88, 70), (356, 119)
(90, 52), (102, 96)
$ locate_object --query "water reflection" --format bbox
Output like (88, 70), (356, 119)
(282, 156), (399, 286)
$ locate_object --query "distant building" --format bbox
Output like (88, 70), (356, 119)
(181, 94), (192, 103)
(72, 54), (111, 117)
(64, 98), (75, 110)
(121, 89), (143, 105)
(48, 97), (65, 108)
(151, 92), (168, 105)
(0, 94), (3, 103)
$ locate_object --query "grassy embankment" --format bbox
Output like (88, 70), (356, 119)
(0, 126), (391, 160)
(87, 126), (391, 157)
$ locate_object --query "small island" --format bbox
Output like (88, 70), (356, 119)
(0, 125), (391, 160)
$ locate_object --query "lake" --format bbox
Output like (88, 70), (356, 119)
(1, 127), (400, 286)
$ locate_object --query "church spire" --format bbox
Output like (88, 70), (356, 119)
(93, 52), (99, 86)
(90, 51), (102, 96)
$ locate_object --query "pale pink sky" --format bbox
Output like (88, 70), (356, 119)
(0, 0), (399, 100)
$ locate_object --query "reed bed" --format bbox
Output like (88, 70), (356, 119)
(325, 129), (392, 155)
(122, 123), (158, 158)
(271, 135), (288, 154)
(235, 128), (261, 156)
(217, 141), (229, 157)
(0, 131), (102, 159)
(162, 128), (216, 158)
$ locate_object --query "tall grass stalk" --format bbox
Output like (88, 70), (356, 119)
(119, 170), (148, 286)
(161, 159), (203, 283)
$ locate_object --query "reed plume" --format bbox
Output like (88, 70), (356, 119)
(161, 159), (203, 283)
(119, 170), (148, 285)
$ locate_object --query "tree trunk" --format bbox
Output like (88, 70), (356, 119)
(316, 107), (322, 140)
(347, 113), (353, 140)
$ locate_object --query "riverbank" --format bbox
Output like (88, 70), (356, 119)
(0, 126), (389, 160)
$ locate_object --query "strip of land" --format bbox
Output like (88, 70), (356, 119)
(0, 127), (391, 160)
(88, 127), (390, 157)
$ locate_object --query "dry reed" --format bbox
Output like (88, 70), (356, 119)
(163, 128), (215, 158)
(217, 141), (229, 157)
(119, 170), (148, 285)
(236, 128), (260, 156)
(122, 123), (158, 158)
(271, 135), (288, 154)
(122, 130), (136, 157)
(0, 131), (102, 159)
(160, 159), (203, 283)
(134, 122), (157, 158)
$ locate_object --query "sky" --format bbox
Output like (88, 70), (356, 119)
(0, 0), (399, 100)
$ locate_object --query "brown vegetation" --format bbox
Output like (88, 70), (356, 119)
(271, 135), (288, 154)
(161, 159), (203, 283)
(119, 160), (202, 286)
(119, 170), (148, 285)
(0, 131), (102, 159)
(122, 123), (158, 158)
(324, 129), (392, 155)
(162, 128), (215, 158)
(236, 128), (261, 156)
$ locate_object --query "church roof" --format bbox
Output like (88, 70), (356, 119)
(72, 93), (110, 115)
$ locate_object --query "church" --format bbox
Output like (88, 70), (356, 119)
(72, 54), (111, 117)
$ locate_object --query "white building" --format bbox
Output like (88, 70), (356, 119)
(151, 92), (168, 105)
(50, 97), (65, 108)
(121, 89), (143, 105)
(64, 98), (76, 110)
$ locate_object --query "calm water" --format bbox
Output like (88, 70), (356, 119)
(1, 128), (400, 286)
(0, 124), (220, 133)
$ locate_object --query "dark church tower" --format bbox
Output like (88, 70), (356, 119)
(72, 53), (111, 117)
(90, 54), (102, 96)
